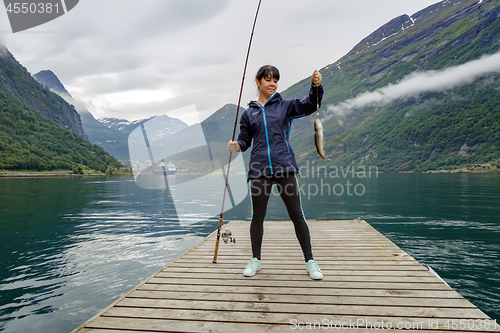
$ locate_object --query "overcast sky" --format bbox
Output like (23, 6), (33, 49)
(1, 0), (441, 125)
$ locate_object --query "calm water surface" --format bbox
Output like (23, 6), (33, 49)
(0, 173), (499, 332)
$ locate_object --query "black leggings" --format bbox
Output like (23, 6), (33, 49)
(249, 173), (313, 262)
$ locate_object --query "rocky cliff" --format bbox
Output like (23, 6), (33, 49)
(0, 47), (87, 139)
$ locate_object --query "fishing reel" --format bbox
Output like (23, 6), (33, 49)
(221, 227), (236, 244)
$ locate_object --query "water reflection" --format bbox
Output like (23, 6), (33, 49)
(0, 176), (215, 332)
(0, 173), (498, 333)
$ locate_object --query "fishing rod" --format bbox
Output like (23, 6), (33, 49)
(315, 0), (332, 120)
(213, 0), (262, 263)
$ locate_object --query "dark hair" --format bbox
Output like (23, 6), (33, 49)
(255, 65), (280, 81)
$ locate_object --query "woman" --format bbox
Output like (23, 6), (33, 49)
(227, 65), (324, 280)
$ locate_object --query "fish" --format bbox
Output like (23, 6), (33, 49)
(314, 118), (327, 161)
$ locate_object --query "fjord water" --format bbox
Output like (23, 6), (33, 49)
(0, 173), (499, 332)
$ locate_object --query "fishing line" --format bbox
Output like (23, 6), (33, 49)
(213, 0), (263, 263)
(313, 0), (332, 162)
(316, 0), (333, 120)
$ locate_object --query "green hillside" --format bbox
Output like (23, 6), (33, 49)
(282, 0), (500, 172)
(322, 78), (500, 172)
(0, 47), (122, 172)
(0, 89), (121, 172)
(0, 47), (86, 139)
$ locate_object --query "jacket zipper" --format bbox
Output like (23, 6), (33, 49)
(259, 92), (277, 174)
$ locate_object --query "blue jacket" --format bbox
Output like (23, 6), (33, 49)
(237, 84), (324, 180)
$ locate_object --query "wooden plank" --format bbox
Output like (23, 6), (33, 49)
(196, 244), (405, 249)
(181, 252), (414, 258)
(106, 307), (497, 331)
(113, 297), (487, 319)
(85, 317), (283, 333)
(161, 266), (435, 276)
(180, 257), (421, 263)
(72, 220), (500, 333)
(153, 272), (441, 283)
(86, 315), (500, 333)
(79, 329), (150, 333)
(145, 277), (453, 290)
(126, 290), (475, 308)
(137, 283), (464, 299)
(167, 262), (430, 271)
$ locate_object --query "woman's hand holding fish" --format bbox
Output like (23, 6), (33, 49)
(227, 140), (240, 152)
(311, 70), (322, 87)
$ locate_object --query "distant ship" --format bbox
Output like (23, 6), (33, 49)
(156, 162), (176, 175)
(166, 162), (176, 175)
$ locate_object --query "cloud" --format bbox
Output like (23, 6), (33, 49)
(1, 0), (441, 123)
(0, 44), (8, 57)
(134, 0), (230, 38)
(326, 51), (500, 119)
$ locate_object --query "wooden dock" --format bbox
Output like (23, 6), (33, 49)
(73, 219), (499, 332)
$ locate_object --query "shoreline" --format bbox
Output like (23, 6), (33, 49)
(0, 173), (132, 178)
(1, 171), (498, 178)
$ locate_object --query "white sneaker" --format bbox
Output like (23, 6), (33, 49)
(243, 258), (261, 277)
(306, 260), (323, 280)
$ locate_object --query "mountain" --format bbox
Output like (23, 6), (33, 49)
(32, 69), (66, 93)
(282, 0), (500, 172)
(98, 117), (154, 134)
(0, 47), (86, 140)
(98, 115), (189, 135)
(130, 103), (245, 174)
(0, 45), (121, 172)
(97, 115), (188, 165)
(201, 103), (243, 142)
(33, 70), (131, 161)
(33, 69), (190, 164)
